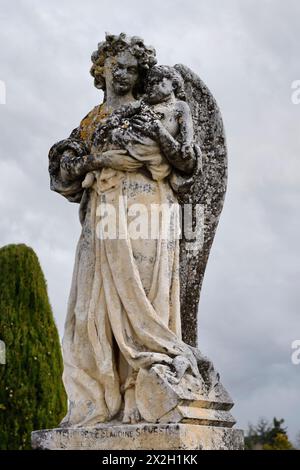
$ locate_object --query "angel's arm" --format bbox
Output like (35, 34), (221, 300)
(60, 151), (100, 181)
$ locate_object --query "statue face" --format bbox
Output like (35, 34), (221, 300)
(105, 51), (139, 96)
(146, 76), (174, 104)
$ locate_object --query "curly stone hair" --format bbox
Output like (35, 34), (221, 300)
(146, 65), (186, 100)
(90, 32), (157, 94)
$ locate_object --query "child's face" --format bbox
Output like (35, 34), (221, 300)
(146, 76), (173, 104)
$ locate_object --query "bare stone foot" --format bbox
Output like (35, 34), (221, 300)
(123, 387), (141, 424)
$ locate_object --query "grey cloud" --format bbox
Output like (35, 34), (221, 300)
(0, 0), (299, 442)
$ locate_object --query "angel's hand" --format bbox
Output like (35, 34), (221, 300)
(100, 149), (143, 172)
(131, 116), (163, 140)
(82, 172), (95, 189)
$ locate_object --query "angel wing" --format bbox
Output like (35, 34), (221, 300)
(174, 64), (228, 347)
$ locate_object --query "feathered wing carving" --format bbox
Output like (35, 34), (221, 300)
(174, 64), (228, 347)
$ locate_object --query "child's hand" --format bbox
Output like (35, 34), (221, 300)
(181, 144), (194, 160)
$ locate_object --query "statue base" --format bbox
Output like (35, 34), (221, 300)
(31, 424), (244, 450)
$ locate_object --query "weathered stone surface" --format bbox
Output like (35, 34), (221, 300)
(40, 32), (243, 451)
(136, 365), (235, 426)
(31, 424), (244, 450)
(175, 64), (227, 347)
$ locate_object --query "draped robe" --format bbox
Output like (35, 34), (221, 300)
(50, 104), (200, 427)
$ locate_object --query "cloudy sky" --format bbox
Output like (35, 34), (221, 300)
(1, 0), (299, 442)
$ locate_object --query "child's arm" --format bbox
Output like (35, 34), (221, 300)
(177, 101), (194, 154)
(131, 102), (196, 174)
(157, 101), (196, 173)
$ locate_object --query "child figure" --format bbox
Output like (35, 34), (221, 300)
(82, 65), (196, 191)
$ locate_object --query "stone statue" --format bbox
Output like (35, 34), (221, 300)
(32, 33), (243, 450)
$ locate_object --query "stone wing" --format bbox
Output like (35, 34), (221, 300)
(174, 64), (228, 346)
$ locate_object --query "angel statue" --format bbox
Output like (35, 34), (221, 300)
(48, 33), (234, 429)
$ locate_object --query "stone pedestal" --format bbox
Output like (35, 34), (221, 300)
(31, 424), (244, 450)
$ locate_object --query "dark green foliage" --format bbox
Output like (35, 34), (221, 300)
(245, 417), (294, 450)
(0, 244), (67, 449)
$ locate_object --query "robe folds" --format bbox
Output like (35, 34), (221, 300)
(49, 105), (201, 427)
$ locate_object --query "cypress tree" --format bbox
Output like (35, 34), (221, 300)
(0, 244), (67, 449)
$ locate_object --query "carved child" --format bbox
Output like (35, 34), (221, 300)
(82, 65), (196, 190)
